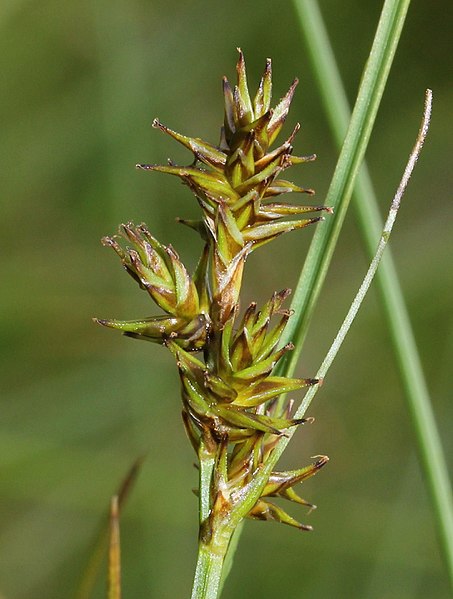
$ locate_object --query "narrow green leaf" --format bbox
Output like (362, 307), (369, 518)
(213, 404), (305, 435)
(265, 179), (315, 196)
(242, 217), (323, 249)
(263, 456), (329, 496)
(233, 376), (316, 407)
(258, 202), (330, 220)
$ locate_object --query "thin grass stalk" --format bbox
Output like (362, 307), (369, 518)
(276, 0), (411, 362)
(191, 540), (231, 599)
(292, 1), (453, 587)
(232, 87), (433, 525)
(218, 522), (243, 592)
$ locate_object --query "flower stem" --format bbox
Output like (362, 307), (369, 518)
(279, 0), (411, 364)
(193, 437), (236, 599)
(191, 526), (233, 599)
(198, 438), (216, 524)
(265, 87), (433, 505)
(293, 1), (453, 588)
(191, 543), (225, 599)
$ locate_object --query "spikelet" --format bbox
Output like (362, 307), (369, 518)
(96, 50), (330, 533)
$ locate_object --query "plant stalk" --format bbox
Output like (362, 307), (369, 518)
(293, 0), (453, 587)
(263, 87), (433, 510)
(278, 0), (411, 363)
(198, 439), (216, 524)
(191, 519), (234, 599)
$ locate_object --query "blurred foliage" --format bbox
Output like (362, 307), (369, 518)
(0, 1), (452, 598)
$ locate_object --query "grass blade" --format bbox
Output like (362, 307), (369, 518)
(278, 0), (412, 363)
(266, 88), (433, 498)
(291, 0), (453, 587)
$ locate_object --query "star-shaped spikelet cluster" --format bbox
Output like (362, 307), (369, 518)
(97, 51), (330, 531)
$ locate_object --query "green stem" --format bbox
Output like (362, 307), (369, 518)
(218, 521), (243, 595)
(198, 439), (216, 524)
(261, 86), (433, 517)
(277, 0), (411, 364)
(292, 0), (453, 588)
(191, 524), (234, 599)
(193, 436), (236, 599)
(191, 542), (227, 599)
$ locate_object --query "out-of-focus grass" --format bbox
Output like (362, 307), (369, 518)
(0, 1), (451, 598)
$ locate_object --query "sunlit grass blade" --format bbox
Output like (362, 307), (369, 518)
(277, 0), (412, 366)
(291, 0), (453, 588)
(258, 87), (433, 520)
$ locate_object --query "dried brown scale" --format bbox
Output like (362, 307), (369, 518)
(96, 51), (330, 534)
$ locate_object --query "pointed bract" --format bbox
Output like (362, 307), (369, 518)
(248, 499), (313, 531)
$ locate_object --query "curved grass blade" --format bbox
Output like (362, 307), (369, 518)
(266, 89), (433, 496)
(289, 1), (453, 587)
(231, 90), (434, 555)
(277, 0), (412, 368)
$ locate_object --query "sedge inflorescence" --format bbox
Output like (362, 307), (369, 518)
(97, 50), (330, 533)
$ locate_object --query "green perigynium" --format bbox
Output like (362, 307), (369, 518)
(96, 222), (210, 350)
(97, 50), (331, 593)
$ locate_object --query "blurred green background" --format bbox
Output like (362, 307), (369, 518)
(1, 1), (451, 597)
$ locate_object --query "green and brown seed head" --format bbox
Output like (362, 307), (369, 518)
(137, 49), (331, 324)
(96, 50), (331, 343)
(96, 51), (330, 531)
(167, 290), (318, 440)
(95, 222), (210, 350)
